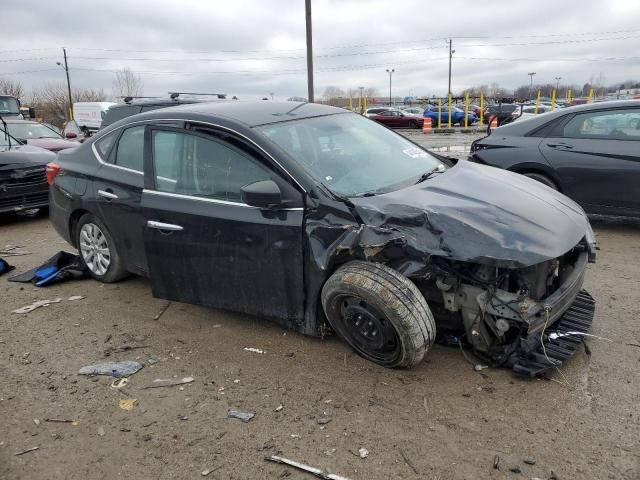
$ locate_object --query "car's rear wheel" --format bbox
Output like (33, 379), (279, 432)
(76, 213), (128, 283)
(523, 172), (558, 190)
(321, 261), (435, 368)
(408, 119), (419, 129)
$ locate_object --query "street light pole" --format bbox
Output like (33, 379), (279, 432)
(304, 0), (314, 103)
(555, 76), (562, 92)
(56, 47), (73, 120)
(386, 68), (394, 107)
(528, 72), (536, 101)
(447, 39), (455, 96)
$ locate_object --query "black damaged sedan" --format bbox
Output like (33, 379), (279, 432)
(48, 101), (597, 375)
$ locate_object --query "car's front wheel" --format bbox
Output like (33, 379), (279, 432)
(321, 261), (435, 368)
(76, 213), (128, 283)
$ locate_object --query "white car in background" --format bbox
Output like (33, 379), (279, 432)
(513, 105), (553, 122)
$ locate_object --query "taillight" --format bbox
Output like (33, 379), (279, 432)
(46, 162), (61, 185)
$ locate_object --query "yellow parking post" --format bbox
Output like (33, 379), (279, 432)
(437, 99), (442, 129)
(588, 88), (594, 103)
(357, 95), (362, 114)
(363, 96), (368, 113)
(464, 93), (469, 128)
(551, 89), (556, 111)
(447, 94), (452, 128)
(566, 88), (572, 104)
(535, 90), (541, 114)
(479, 92), (484, 127)
(349, 96), (353, 111)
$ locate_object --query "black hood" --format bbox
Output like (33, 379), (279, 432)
(349, 161), (593, 268)
(0, 144), (56, 170)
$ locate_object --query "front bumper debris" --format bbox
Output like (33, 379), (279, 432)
(509, 290), (595, 377)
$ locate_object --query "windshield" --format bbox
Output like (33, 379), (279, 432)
(0, 96), (20, 115)
(4, 122), (61, 140)
(258, 113), (444, 197)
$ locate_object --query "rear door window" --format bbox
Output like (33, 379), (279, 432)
(561, 109), (640, 141)
(115, 126), (145, 171)
(95, 131), (117, 159)
(151, 129), (271, 203)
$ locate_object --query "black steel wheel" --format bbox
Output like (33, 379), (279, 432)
(321, 261), (436, 368)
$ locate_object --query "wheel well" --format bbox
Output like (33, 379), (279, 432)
(68, 209), (90, 248)
(511, 168), (561, 192)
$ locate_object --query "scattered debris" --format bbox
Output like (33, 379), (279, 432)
(234, 379), (240, 384)
(358, 448), (369, 459)
(104, 334), (112, 344)
(201, 466), (222, 476)
(548, 331), (611, 342)
(153, 301), (172, 321)
(493, 455), (500, 469)
(243, 347), (264, 354)
(44, 418), (75, 424)
(317, 415), (332, 425)
(78, 360), (143, 378)
(509, 466), (521, 473)
(626, 343), (640, 349)
(399, 449), (419, 474)
(523, 459), (536, 465)
(68, 295), (85, 301)
(474, 364), (489, 371)
(33, 419), (40, 426)
(266, 455), (351, 480)
(257, 439), (275, 451)
(97, 426), (105, 437)
(8, 251), (87, 286)
(143, 376), (194, 389)
(0, 246), (31, 257)
(14, 446), (39, 456)
(12, 298), (62, 314)
(227, 410), (255, 423)
(275, 405), (284, 412)
(119, 399), (137, 411)
(0, 257), (15, 276)
(110, 378), (130, 390)
(103, 345), (150, 356)
(147, 356), (160, 365)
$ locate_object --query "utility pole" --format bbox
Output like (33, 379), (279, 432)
(528, 72), (536, 101)
(386, 68), (394, 107)
(305, 0), (314, 103)
(56, 47), (73, 120)
(555, 76), (562, 92)
(447, 39), (455, 96)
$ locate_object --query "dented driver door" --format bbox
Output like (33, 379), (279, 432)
(140, 125), (305, 322)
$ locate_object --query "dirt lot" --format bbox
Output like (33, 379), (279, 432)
(1, 209), (639, 480)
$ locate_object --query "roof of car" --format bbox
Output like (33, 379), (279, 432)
(1, 118), (38, 123)
(122, 101), (346, 127)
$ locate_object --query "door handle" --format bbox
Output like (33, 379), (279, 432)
(547, 142), (574, 150)
(146, 220), (183, 232)
(98, 189), (118, 200)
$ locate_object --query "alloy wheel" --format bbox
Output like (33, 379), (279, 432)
(79, 223), (111, 276)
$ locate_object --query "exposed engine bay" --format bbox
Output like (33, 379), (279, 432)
(417, 238), (594, 372)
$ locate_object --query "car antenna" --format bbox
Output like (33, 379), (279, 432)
(0, 114), (11, 149)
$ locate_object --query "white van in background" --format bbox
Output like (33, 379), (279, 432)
(73, 102), (116, 131)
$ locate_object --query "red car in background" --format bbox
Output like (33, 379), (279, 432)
(1, 119), (79, 152)
(368, 108), (424, 129)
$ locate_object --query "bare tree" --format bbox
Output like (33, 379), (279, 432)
(29, 83), (106, 126)
(112, 67), (144, 98)
(0, 78), (25, 100)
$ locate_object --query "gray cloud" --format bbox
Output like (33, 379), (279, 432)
(2, 0), (639, 100)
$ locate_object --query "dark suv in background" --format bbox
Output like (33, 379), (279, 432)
(100, 93), (231, 128)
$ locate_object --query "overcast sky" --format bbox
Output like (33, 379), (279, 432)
(2, 0), (639, 100)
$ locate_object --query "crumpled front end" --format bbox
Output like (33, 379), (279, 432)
(418, 237), (595, 376)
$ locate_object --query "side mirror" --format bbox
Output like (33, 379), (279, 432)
(65, 132), (78, 139)
(241, 180), (282, 208)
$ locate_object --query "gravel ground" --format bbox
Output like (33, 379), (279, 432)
(1, 197), (639, 478)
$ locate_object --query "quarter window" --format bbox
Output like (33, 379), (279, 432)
(115, 126), (145, 171)
(561, 109), (640, 141)
(151, 130), (271, 203)
(95, 131), (117, 159)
